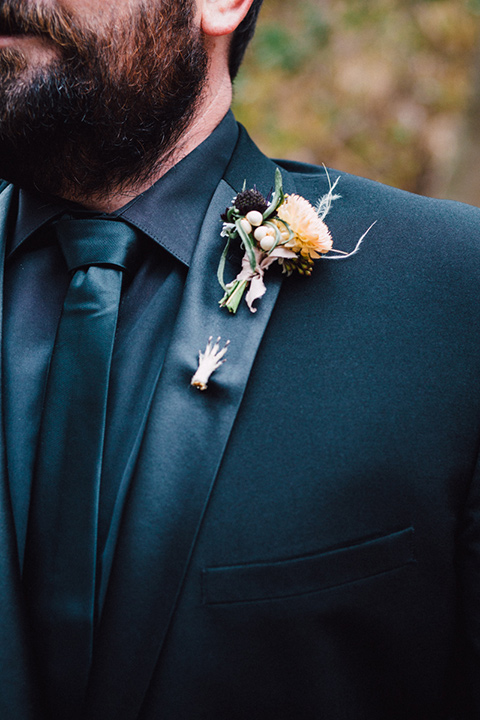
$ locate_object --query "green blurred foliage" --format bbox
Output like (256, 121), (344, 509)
(233, 0), (480, 202)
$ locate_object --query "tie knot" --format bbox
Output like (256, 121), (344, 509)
(54, 217), (140, 273)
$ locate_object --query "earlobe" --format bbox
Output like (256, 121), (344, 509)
(200, 0), (255, 38)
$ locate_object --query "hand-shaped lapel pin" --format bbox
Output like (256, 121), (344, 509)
(191, 336), (230, 391)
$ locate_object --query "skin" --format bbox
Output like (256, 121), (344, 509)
(0, 33), (56, 68)
(0, 0), (255, 211)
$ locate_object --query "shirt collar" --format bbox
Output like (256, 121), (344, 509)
(9, 110), (239, 267)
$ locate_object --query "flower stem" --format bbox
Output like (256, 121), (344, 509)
(219, 279), (248, 314)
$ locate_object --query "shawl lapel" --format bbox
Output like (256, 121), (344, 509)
(85, 133), (296, 719)
(0, 185), (42, 719)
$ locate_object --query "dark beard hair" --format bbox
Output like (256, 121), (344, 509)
(0, 0), (208, 200)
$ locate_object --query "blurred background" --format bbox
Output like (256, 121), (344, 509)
(232, 0), (480, 205)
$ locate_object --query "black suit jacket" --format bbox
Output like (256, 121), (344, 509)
(0, 127), (479, 719)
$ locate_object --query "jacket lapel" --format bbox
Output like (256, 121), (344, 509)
(0, 185), (42, 719)
(85, 133), (296, 719)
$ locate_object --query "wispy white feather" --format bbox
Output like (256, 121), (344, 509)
(323, 221), (377, 260)
(316, 166), (342, 221)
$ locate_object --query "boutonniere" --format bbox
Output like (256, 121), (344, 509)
(218, 168), (373, 314)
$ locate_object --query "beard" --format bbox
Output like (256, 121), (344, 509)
(0, 0), (208, 200)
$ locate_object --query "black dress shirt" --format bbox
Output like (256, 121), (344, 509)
(3, 111), (239, 571)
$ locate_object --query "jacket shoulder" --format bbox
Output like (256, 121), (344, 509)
(278, 157), (480, 218)
(275, 158), (480, 257)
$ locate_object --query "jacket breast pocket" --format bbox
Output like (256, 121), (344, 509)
(202, 526), (415, 605)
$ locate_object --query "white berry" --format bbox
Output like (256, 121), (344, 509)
(260, 236), (276, 252)
(246, 210), (264, 227)
(240, 218), (253, 235)
(254, 226), (268, 241)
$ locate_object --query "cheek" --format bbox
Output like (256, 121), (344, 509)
(43, 0), (132, 51)
(55, 0), (134, 18)
(0, 35), (59, 67)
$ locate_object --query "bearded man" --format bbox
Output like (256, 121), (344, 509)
(0, 0), (479, 718)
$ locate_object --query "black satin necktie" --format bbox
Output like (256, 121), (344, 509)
(23, 217), (139, 718)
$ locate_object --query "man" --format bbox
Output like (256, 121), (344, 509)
(0, 0), (479, 718)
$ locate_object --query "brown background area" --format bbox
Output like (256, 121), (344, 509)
(233, 0), (480, 205)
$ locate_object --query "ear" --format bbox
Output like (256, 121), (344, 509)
(200, 0), (256, 37)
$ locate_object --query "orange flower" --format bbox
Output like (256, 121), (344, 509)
(275, 194), (333, 259)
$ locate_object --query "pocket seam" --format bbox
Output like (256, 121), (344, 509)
(203, 557), (416, 606)
(202, 526), (415, 606)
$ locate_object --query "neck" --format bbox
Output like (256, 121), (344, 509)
(61, 73), (233, 214)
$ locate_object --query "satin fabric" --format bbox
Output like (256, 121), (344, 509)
(24, 219), (140, 719)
